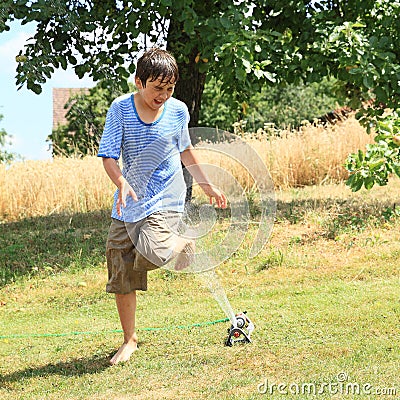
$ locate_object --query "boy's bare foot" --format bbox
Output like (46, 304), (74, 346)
(175, 240), (195, 271)
(109, 340), (138, 365)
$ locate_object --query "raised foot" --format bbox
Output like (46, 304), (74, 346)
(174, 240), (195, 271)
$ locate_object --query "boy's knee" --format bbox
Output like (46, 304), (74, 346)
(134, 243), (173, 270)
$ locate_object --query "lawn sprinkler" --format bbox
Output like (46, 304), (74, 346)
(225, 311), (255, 346)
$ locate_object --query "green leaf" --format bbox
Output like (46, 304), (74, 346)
(235, 67), (247, 81)
(368, 158), (384, 171)
(346, 173), (356, 186)
(183, 19), (194, 34)
(224, 55), (232, 67)
(53, 37), (66, 51)
(260, 60), (272, 67)
(362, 75), (374, 89)
(27, 82), (42, 94)
(377, 122), (392, 135)
(254, 69), (264, 79)
(364, 177), (375, 190)
(198, 62), (209, 73)
(129, 63), (136, 74)
(393, 164), (400, 178)
(59, 57), (67, 70)
(220, 17), (231, 29)
(120, 79), (129, 92)
(374, 86), (388, 103)
(75, 64), (87, 79)
(264, 71), (276, 83)
(242, 59), (251, 73)
(348, 68), (361, 75)
(346, 173), (363, 192)
(116, 66), (129, 78)
(68, 55), (77, 65)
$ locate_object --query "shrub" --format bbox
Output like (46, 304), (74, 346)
(199, 77), (340, 132)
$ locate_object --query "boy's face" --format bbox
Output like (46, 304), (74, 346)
(135, 76), (176, 111)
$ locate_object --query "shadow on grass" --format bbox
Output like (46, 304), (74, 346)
(1, 195), (398, 286)
(0, 210), (111, 287)
(0, 353), (111, 387)
(276, 196), (398, 235)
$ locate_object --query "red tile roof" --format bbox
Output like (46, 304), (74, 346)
(52, 88), (89, 129)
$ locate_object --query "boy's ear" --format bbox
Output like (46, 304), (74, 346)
(134, 76), (142, 89)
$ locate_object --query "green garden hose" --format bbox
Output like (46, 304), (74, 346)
(0, 318), (230, 340)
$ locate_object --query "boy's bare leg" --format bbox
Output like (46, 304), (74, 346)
(110, 291), (138, 365)
(174, 239), (195, 271)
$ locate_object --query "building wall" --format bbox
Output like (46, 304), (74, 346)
(52, 88), (89, 130)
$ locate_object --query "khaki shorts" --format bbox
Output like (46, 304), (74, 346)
(105, 211), (182, 293)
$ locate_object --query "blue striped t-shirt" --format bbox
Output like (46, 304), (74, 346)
(98, 93), (191, 222)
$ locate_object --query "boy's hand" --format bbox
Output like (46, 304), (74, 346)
(117, 179), (138, 216)
(201, 184), (227, 209)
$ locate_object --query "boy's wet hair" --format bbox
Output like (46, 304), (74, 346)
(136, 48), (179, 87)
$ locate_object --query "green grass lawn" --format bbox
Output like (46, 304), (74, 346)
(1, 182), (399, 399)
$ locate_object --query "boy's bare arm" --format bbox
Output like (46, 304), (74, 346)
(102, 157), (138, 216)
(180, 147), (227, 209)
(102, 157), (125, 188)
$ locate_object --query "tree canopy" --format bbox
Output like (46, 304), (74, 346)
(1, 0), (400, 189)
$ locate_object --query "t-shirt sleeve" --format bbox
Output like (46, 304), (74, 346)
(97, 101), (123, 159)
(177, 105), (192, 152)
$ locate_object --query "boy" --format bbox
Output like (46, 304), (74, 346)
(98, 48), (226, 365)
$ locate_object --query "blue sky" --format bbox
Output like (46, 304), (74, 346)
(0, 21), (95, 160)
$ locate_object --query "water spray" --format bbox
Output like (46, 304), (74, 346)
(124, 127), (275, 347)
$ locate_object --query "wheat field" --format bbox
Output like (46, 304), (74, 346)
(0, 116), (374, 221)
(0, 157), (115, 221)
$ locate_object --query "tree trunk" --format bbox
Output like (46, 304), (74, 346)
(167, 20), (207, 202)
(166, 29), (206, 132)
